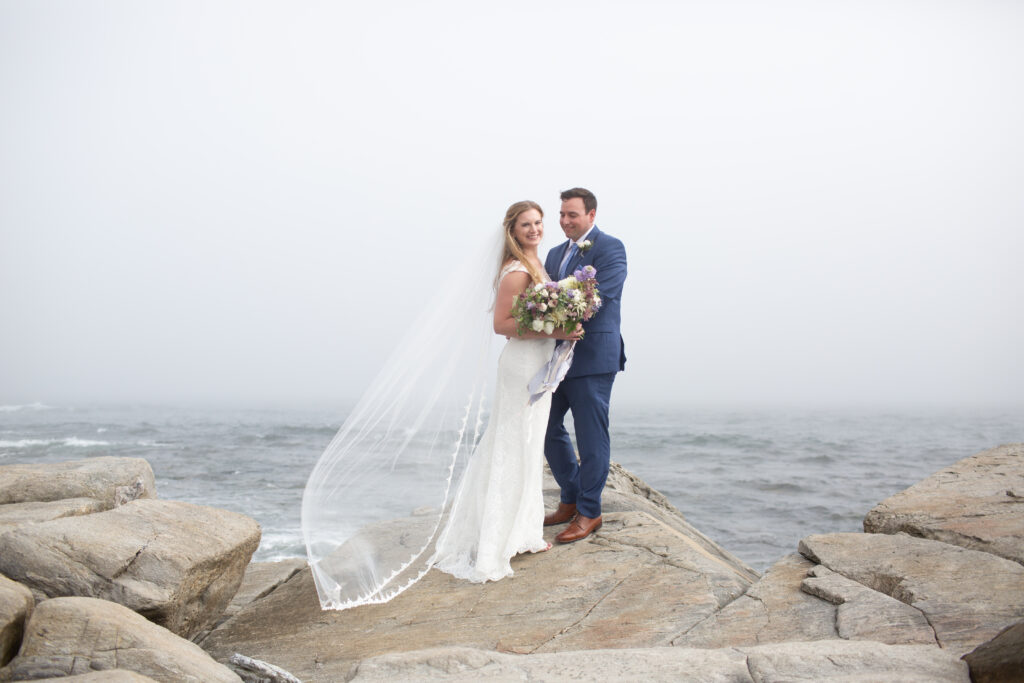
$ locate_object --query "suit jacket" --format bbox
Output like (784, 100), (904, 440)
(544, 226), (627, 379)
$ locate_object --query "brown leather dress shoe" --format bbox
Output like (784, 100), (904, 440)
(544, 502), (577, 526)
(555, 514), (603, 543)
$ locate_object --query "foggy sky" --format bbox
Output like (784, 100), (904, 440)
(2, 1), (1022, 410)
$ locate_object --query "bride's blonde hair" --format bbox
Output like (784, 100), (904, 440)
(497, 200), (546, 286)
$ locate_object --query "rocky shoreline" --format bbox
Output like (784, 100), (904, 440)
(1, 445), (1022, 681)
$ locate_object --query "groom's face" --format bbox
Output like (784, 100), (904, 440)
(559, 198), (596, 242)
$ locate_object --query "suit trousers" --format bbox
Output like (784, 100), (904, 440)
(544, 371), (617, 519)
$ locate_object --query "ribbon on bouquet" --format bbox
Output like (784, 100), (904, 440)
(527, 340), (576, 405)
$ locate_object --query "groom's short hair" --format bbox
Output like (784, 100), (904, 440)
(560, 187), (597, 214)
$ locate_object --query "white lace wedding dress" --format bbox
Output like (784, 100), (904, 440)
(431, 261), (555, 582)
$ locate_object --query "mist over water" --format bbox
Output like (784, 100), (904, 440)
(2, 2), (1022, 413)
(2, 401), (1019, 571)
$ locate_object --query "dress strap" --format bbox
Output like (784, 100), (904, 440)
(500, 260), (529, 280)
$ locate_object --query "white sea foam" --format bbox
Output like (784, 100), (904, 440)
(0, 439), (52, 448)
(0, 402), (51, 413)
(64, 437), (109, 447)
(259, 551), (307, 563)
(0, 437), (109, 448)
(258, 529), (306, 562)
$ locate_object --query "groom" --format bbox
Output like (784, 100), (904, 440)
(543, 187), (627, 543)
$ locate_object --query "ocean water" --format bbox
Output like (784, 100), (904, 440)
(1, 402), (1020, 572)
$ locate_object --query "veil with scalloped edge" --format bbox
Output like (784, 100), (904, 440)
(301, 226), (506, 610)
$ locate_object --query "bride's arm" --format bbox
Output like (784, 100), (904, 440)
(493, 271), (582, 340)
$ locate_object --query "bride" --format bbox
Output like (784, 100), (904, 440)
(432, 200), (582, 582)
(302, 200), (580, 610)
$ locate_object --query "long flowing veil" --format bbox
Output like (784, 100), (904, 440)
(302, 228), (504, 610)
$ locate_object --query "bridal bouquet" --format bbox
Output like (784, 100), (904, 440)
(511, 265), (602, 338)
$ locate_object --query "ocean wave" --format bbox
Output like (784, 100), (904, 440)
(796, 453), (837, 464)
(66, 437), (109, 447)
(0, 439), (53, 448)
(680, 433), (774, 450)
(254, 529), (306, 562)
(752, 481), (809, 494)
(0, 437), (110, 448)
(0, 402), (51, 413)
(256, 549), (307, 563)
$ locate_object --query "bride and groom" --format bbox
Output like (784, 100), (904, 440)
(432, 187), (628, 583)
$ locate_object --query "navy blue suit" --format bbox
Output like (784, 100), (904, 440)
(543, 226), (627, 518)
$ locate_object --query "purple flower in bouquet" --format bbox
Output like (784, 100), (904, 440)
(574, 265), (597, 281)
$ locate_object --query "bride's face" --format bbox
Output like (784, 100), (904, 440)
(513, 209), (544, 250)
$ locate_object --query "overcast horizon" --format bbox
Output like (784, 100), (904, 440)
(2, 1), (1022, 413)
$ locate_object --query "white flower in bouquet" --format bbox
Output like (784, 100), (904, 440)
(511, 267), (602, 338)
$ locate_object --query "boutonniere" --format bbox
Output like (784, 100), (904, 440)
(578, 240), (593, 253)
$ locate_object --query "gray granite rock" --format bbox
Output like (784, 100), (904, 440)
(6, 597), (240, 682)
(347, 640), (969, 682)
(799, 532), (1024, 656)
(349, 645), (751, 682)
(0, 457), (156, 507)
(0, 498), (105, 533)
(225, 559), (307, 618)
(602, 462), (759, 584)
(0, 576), (33, 667)
(675, 552), (940, 651)
(800, 564), (935, 645)
(202, 509), (755, 681)
(194, 558), (307, 644)
(0, 499), (260, 639)
(33, 672), (158, 682)
(864, 443), (1024, 566)
(673, 553), (837, 647)
(743, 639), (969, 682)
(961, 619), (1024, 683)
